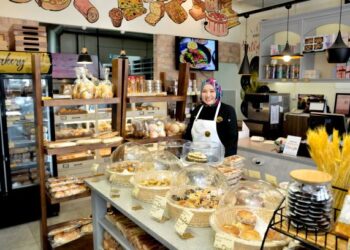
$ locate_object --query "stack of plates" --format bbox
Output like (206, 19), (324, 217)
(287, 183), (332, 231)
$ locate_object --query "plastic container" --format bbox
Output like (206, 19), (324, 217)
(210, 180), (287, 250)
(286, 169), (333, 232)
(166, 164), (227, 227)
(181, 141), (224, 166)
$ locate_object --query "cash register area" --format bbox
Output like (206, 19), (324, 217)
(0, 198), (90, 250)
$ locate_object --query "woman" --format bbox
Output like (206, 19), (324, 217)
(184, 78), (238, 157)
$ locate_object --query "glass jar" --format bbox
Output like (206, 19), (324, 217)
(287, 169), (333, 232)
(145, 80), (153, 93)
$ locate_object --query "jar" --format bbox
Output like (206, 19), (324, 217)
(287, 169), (333, 232)
(137, 76), (145, 93)
(264, 64), (271, 79)
(145, 80), (153, 93)
(154, 80), (162, 94)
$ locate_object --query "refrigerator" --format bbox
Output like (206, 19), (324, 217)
(0, 74), (59, 229)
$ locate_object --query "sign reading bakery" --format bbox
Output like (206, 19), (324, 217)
(10, 0), (240, 37)
(0, 51), (51, 74)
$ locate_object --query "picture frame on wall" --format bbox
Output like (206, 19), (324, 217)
(334, 93), (350, 117)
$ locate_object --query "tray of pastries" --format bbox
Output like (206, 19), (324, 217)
(46, 176), (88, 200)
(106, 160), (141, 187)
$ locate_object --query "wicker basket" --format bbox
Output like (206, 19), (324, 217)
(131, 170), (173, 203)
(166, 194), (216, 228)
(210, 206), (289, 250)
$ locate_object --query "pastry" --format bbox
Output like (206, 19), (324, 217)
(235, 222), (255, 231)
(145, 1), (164, 26)
(76, 138), (101, 145)
(53, 230), (80, 245)
(186, 151), (208, 163)
(35, 0), (71, 11)
(47, 141), (77, 148)
(140, 178), (170, 187)
(189, 5), (205, 21)
(266, 229), (285, 241)
(73, 0), (99, 23)
(172, 188), (219, 209)
(240, 229), (261, 241)
(236, 210), (257, 225)
(123, 7), (147, 21)
(221, 7), (240, 29)
(102, 136), (123, 144)
(222, 224), (240, 237)
(109, 8), (123, 27)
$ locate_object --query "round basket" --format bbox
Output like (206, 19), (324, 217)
(108, 171), (134, 187)
(166, 192), (216, 228)
(132, 185), (170, 203)
(210, 206), (289, 250)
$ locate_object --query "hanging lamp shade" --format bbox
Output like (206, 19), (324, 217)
(326, 30), (350, 63)
(77, 47), (93, 64)
(239, 43), (251, 75)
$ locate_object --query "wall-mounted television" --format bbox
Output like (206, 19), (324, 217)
(175, 36), (218, 71)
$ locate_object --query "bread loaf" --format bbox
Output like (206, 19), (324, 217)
(165, 0), (187, 24)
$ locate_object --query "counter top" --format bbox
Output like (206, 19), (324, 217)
(86, 179), (215, 250)
(238, 138), (315, 166)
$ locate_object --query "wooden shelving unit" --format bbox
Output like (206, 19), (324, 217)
(46, 190), (91, 205)
(121, 61), (190, 139)
(32, 55), (126, 250)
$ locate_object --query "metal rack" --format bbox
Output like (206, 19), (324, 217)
(261, 186), (348, 250)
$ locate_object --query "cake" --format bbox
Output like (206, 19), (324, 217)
(109, 8), (123, 27)
(186, 151), (208, 163)
(205, 12), (228, 37)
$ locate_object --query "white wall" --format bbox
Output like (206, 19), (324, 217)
(0, 1), (242, 42)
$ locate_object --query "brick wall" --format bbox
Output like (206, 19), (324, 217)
(153, 34), (240, 85)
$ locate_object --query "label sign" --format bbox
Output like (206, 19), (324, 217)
(150, 195), (167, 221)
(248, 170), (261, 179)
(214, 232), (235, 250)
(174, 210), (193, 236)
(265, 174), (278, 186)
(0, 51), (51, 74)
(283, 135), (302, 156)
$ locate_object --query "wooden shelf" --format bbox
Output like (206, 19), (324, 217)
(42, 98), (120, 107)
(127, 95), (186, 103)
(46, 190), (91, 205)
(126, 134), (182, 144)
(45, 141), (123, 155)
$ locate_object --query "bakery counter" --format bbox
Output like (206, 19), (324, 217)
(238, 138), (315, 182)
(86, 179), (215, 250)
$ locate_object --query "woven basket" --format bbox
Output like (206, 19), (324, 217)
(133, 186), (170, 203)
(107, 169), (134, 187)
(210, 206), (289, 250)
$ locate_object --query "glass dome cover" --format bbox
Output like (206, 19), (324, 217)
(181, 141), (224, 165)
(152, 150), (183, 172)
(219, 180), (284, 210)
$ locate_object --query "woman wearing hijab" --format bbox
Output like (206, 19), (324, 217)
(183, 78), (238, 157)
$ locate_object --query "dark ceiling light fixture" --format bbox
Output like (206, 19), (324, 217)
(326, 0), (350, 63)
(77, 27), (93, 65)
(271, 5), (303, 62)
(239, 15), (251, 75)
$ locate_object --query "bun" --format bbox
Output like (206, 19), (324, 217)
(35, 0), (71, 11)
(222, 224), (240, 236)
(236, 210), (257, 225)
(240, 229), (261, 241)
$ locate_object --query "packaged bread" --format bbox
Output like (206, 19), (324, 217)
(335, 189), (350, 238)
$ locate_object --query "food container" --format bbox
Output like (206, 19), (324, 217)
(217, 155), (245, 187)
(106, 142), (153, 187)
(210, 180), (287, 250)
(160, 139), (190, 158)
(287, 169), (333, 232)
(181, 141), (224, 166)
(166, 164), (227, 227)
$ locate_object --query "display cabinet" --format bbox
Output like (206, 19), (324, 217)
(32, 55), (124, 249)
(259, 4), (350, 82)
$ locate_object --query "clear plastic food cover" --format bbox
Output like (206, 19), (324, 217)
(160, 139), (190, 158)
(152, 151), (183, 172)
(106, 142), (153, 179)
(181, 141), (224, 165)
(218, 180), (284, 210)
(168, 164), (227, 209)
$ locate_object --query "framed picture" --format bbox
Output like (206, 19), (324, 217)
(334, 93), (350, 117)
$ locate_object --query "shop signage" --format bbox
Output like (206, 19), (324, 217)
(0, 51), (51, 74)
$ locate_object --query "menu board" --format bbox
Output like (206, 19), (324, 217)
(51, 53), (102, 79)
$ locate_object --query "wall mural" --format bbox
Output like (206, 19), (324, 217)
(9, 0), (240, 37)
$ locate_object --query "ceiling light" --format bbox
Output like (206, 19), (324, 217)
(239, 15), (251, 75)
(77, 47), (93, 64)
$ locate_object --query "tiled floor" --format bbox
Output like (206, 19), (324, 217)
(0, 197), (92, 250)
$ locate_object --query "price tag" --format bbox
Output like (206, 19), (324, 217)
(283, 135), (301, 156)
(132, 187), (140, 197)
(265, 174), (278, 186)
(248, 170), (261, 179)
(175, 209), (193, 236)
(214, 232), (235, 250)
(150, 195), (167, 221)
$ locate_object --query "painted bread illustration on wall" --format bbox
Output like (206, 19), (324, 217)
(145, 1), (165, 26)
(109, 8), (123, 27)
(220, 0), (240, 29)
(189, 0), (206, 21)
(165, 0), (188, 24)
(118, 0), (147, 21)
(35, 0), (71, 11)
(73, 0), (99, 23)
(205, 12), (228, 36)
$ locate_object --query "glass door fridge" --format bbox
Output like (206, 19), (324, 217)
(0, 74), (59, 228)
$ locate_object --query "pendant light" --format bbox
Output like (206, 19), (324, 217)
(239, 15), (251, 75)
(271, 5), (303, 62)
(326, 0), (350, 63)
(77, 27), (93, 65)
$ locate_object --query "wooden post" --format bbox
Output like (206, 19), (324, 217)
(32, 54), (48, 250)
(111, 58), (124, 134)
(118, 58), (129, 138)
(175, 63), (190, 121)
